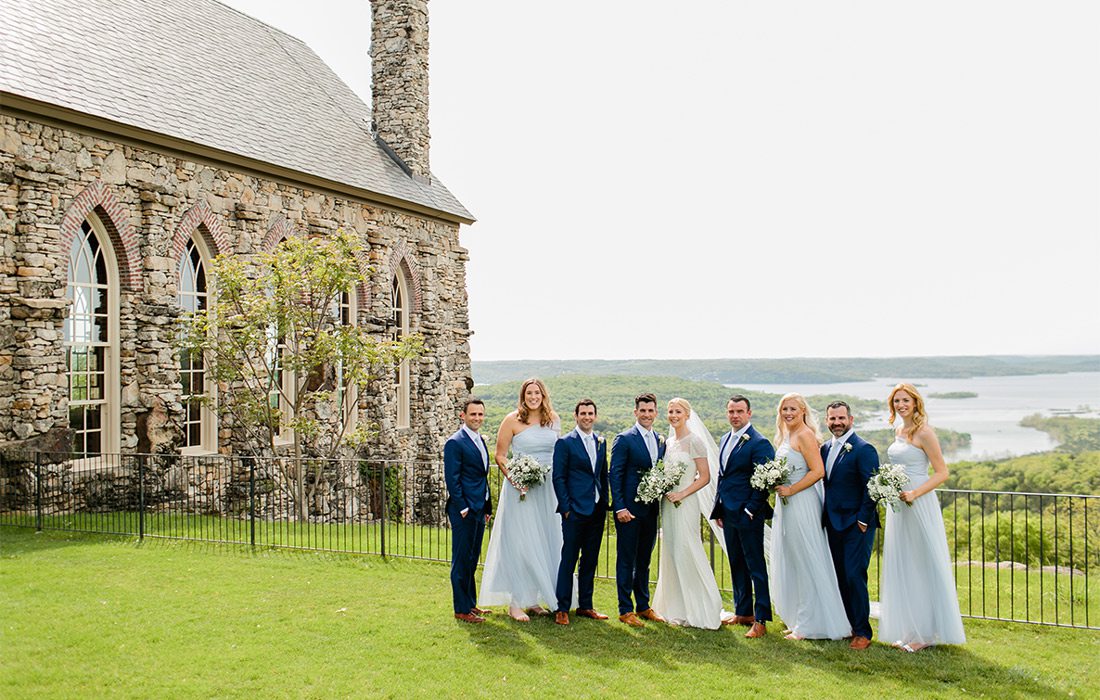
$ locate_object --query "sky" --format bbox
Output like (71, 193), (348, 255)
(221, 0), (1100, 361)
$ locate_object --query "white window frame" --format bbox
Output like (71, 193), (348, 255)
(178, 235), (218, 455)
(64, 214), (120, 457)
(391, 271), (411, 429)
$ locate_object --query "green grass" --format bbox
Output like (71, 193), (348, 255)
(2, 528), (1098, 699)
(6, 509), (1097, 627)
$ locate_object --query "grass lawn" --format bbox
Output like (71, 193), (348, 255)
(1, 528), (1096, 699)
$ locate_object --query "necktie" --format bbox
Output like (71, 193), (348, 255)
(826, 439), (842, 479)
(584, 433), (596, 467)
(720, 434), (734, 473)
(645, 431), (657, 465)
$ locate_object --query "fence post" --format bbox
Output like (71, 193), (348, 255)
(138, 454), (145, 541)
(249, 457), (256, 549)
(379, 462), (387, 559)
(34, 451), (42, 532)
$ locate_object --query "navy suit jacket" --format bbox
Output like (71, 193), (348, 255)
(821, 432), (879, 530)
(609, 425), (666, 516)
(711, 425), (776, 521)
(443, 428), (493, 516)
(552, 429), (609, 517)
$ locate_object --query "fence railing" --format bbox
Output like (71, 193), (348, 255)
(1, 452), (1095, 629)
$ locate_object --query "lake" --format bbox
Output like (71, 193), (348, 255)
(730, 372), (1100, 461)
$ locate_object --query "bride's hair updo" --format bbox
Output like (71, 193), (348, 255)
(516, 377), (558, 428)
(667, 397), (693, 417)
(888, 382), (927, 440)
(774, 392), (823, 445)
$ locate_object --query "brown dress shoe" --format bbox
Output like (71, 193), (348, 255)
(849, 636), (872, 650)
(470, 607), (493, 616)
(454, 612), (484, 624)
(745, 622), (767, 638)
(638, 608), (665, 623)
(576, 608), (609, 620)
(554, 611), (569, 625)
(618, 612), (645, 628)
(726, 615), (755, 626)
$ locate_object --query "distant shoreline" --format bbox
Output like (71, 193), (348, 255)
(473, 355), (1100, 386)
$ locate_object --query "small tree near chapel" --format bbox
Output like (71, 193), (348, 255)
(179, 230), (422, 520)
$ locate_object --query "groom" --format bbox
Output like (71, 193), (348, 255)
(443, 398), (493, 624)
(821, 400), (880, 650)
(551, 399), (610, 625)
(710, 395), (775, 638)
(609, 393), (666, 627)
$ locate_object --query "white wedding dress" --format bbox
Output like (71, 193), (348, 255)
(651, 431), (724, 629)
(479, 424), (576, 610)
(770, 440), (851, 639)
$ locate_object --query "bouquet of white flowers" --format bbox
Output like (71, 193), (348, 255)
(750, 456), (791, 504)
(867, 462), (912, 512)
(637, 455), (690, 508)
(507, 454), (550, 501)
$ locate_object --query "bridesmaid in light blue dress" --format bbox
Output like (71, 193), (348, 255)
(879, 383), (966, 651)
(479, 379), (572, 621)
(770, 394), (851, 640)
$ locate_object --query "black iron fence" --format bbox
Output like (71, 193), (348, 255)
(1, 451), (1095, 629)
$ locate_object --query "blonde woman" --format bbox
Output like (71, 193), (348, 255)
(769, 393), (851, 640)
(879, 383), (966, 651)
(650, 398), (724, 629)
(479, 379), (572, 621)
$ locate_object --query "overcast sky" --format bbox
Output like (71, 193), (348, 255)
(222, 0), (1099, 362)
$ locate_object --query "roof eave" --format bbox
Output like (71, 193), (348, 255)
(1, 92), (476, 227)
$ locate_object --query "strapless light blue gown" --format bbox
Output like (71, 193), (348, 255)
(770, 441), (851, 639)
(879, 438), (966, 646)
(479, 425), (575, 609)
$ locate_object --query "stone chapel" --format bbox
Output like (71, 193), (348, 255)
(0, 0), (475, 466)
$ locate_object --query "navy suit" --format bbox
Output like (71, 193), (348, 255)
(710, 424), (776, 622)
(444, 427), (492, 615)
(609, 425), (664, 615)
(821, 432), (879, 639)
(552, 428), (609, 612)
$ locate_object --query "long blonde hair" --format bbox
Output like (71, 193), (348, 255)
(774, 393), (822, 445)
(888, 382), (927, 440)
(516, 377), (557, 427)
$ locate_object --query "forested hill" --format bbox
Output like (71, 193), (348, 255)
(473, 355), (1099, 385)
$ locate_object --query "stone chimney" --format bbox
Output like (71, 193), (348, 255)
(371, 0), (431, 182)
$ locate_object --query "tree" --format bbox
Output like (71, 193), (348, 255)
(180, 230), (422, 519)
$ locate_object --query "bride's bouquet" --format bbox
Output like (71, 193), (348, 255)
(867, 463), (912, 512)
(637, 455), (690, 508)
(750, 456), (791, 504)
(507, 454), (550, 501)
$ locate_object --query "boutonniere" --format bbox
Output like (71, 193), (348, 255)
(740, 433), (751, 444)
(597, 435), (605, 445)
(657, 435), (665, 445)
(842, 443), (853, 453)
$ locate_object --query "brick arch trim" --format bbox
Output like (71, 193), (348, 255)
(260, 214), (297, 252)
(59, 180), (141, 291)
(171, 200), (229, 261)
(386, 241), (422, 313)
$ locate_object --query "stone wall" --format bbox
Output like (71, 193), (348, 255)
(371, 0), (431, 179)
(0, 114), (473, 468)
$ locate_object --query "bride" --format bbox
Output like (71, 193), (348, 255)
(650, 398), (724, 629)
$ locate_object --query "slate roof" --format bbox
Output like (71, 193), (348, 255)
(0, 0), (473, 222)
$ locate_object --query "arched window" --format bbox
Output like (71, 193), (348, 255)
(391, 270), (411, 428)
(333, 290), (358, 428)
(178, 236), (216, 453)
(265, 239), (294, 445)
(65, 218), (119, 455)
